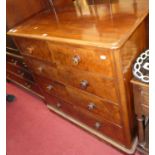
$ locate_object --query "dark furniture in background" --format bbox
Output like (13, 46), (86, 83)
(131, 78), (149, 154)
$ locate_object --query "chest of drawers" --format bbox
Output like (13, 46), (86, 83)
(7, 0), (148, 153)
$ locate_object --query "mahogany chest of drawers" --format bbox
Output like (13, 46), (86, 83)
(7, 0), (149, 153)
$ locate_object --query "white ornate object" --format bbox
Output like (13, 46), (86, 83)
(133, 49), (149, 83)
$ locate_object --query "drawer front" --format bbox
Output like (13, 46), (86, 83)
(7, 54), (29, 70)
(47, 41), (114, 78)
(16, 38), (114, 78)
(7, 71), (41, 94)
(36, 76), (121, 125)
(15, 38), (52, 62)
(46, 94), (124, 144)
(25, 57), (118, 103)
(7, 63), (34, 82)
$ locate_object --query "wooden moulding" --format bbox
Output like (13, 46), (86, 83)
(47, 104), (138, 154)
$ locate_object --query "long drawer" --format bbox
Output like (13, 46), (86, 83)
(7, 62), (34, 82)
(35, 76), (121, 125)
(24, 57), (118, 103)
(15, 38), (114, 78)
(6, 71), (42, 95)
(46, 94), (124, 144)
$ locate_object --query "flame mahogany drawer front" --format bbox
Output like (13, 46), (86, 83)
(15, 38), (52, 62)
(45, 93), (124, 144)
(16, 38), (114, 78)
(7, 63), (34, 82)
(24, 57), (118, 103)
(35, 76), (121, 125)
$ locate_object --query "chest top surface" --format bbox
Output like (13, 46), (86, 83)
(8, 0), (148, 49)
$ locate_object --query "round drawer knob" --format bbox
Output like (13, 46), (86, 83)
(72, 55), (80, 65)
(95, 122), (101, 129)
(12, 60), (18, 65)
(27, 47), (34, 54)
(80, 80), (89, 89)
(25, 82), (31, 89)
(22, 62), (28, 68)
(56, 102), (61, 108)
(46, 85), (53, 90)
(38, 67), (43, 72)
(11, 59), (15, 62)
(87, 102), (96, 110)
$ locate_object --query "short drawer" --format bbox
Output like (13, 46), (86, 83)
(7, 53), (29, 69)
(7, 63), (34, 82)
(36, 76), (121, 125)
(47, 41), (114, 78)
(15, 38), (52, 62)
(46, 94), (124, 144)
(25, 57), (118, 103)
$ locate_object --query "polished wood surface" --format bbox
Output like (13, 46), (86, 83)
(15, 38), (114, 77)
(8, 0), (148, 49)
(35, 75), (121, 125)
(131, 78), (149, 153)
(7, 0), (149, 153)
(45, 93), (124, 144)
(23, 56), (118, 103)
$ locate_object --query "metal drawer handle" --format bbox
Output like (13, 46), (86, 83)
(25, 82), (31, 89)
(72, 55), (80, 65)
(11, 59), (18, 65)
(38, 67), (43, 72)
(17, 70), (24, 77)
(87, 102), (96, 110)
(27, 47), (34, 54)
(56, 102), (61, 108)
(46, 85), (53, 91)
(95, 122), (101, 129)
(80, 80), (89, 89)
(22, 62), (28, 68)
(11, 58), (15, 62)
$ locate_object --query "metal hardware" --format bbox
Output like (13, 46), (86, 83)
(95, 122), (101, 129)
(80, 80), (89, 89)
(11, 59), (15, 62)
(38, 66), (43, 72)
(46, 85), (53, 90)
(72, 55), (80, 65)
(25, 82), (31, 89)
(56, 102), (61, 108)
(27, 47), (34, 54)
(13, 60), (18, 65)
(87, 102), (96, 110)
(17, 70), (24, 77)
